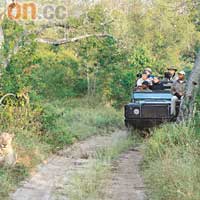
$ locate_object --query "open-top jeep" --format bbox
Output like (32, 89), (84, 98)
(124, 90), (178, 129)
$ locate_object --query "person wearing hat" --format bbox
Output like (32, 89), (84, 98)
(144, 67), (152, 75)
(168, 66), (178, 81)
(171, 71), (186, 116)
(144, 67), (154, 82)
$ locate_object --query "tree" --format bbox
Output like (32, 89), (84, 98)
(178, 51), (200, 121)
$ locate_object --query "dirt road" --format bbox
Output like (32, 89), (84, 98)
(11, 130), (146, 200)
(104, 149), (146, 200)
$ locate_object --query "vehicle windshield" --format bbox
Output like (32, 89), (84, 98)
(132, 92), (172, 101)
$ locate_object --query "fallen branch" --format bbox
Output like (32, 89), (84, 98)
(36, 33), (114, 45)
(0, 93), (16, 105)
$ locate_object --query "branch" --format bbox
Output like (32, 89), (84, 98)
(36, 33), (114, 45)
(0, 93), (16, 105)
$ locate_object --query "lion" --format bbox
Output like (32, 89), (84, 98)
(0, 133), (17, 167)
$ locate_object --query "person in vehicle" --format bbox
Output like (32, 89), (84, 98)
(167, 66), (178, 81)
(136, 81), (152, 92)
(144, 67), (154, 81)
(171, 71), (186, 116)
(136, 72), (149, 87)
(151, 77), (164, 90)
(144, 67), (152, 75)
(142, 81), (152, 92)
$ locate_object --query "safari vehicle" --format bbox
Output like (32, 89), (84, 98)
(124, 91), (179, 129)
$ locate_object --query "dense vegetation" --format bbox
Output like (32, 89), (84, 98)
(1, 1), (200, 106)
(143, 89), (200, 200)
(0, 0), (200, 199)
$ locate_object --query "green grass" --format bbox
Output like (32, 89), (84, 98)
(0, 165), (29, 199)
(42, 97), (123, 148)
(0, 97), (123, 198)
(66, 161), (110, 200)
(143, 122), (200, 200)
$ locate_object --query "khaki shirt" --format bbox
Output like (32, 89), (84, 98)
(171, 80), (186, 96)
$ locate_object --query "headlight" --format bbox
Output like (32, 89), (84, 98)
(133, 108), (140, 115)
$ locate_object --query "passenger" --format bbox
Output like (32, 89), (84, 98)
(171, 71), (186, 116)
(136, 72), (148, 87)
(135, 85), (143, 92)
(141, 81), (152, 92)
(144, 67), (154, 82)
(144, 67), (153, 75)
(151, 77), (164, 91)
(167, 66), (178, 81)
(163, 72), (172, 82)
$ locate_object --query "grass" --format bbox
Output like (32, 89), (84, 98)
(65, 135), (139, 200)
(42, 97), (123, 149)
(66, 161), (110, 200)
(143, 121), (200, 200)
(0, 97), (123, 199)
(0, 165), (29, 199)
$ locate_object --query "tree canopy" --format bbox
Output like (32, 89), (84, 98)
(0, 0), (200, 106)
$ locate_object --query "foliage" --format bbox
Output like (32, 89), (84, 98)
(1, 1), (199, 105)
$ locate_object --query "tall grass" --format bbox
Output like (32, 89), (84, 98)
(143, 122), (200, 200)
(42, 98), (123, 148)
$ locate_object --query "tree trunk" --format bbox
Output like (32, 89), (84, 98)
(178, 51), (200, 121)
(0, 25), (4, 49)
